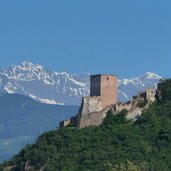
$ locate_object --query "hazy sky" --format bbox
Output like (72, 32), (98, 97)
(0, 0), (170, 78)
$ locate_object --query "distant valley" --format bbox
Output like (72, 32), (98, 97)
(0, 93), (78, 163)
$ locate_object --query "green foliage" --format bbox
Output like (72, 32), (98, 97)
(157, 79), (171, 102)
(137, 100), (147, 108)
(1, 79), (171, 171)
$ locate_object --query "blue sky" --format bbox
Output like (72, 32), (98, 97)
(0, 0), (170, 78)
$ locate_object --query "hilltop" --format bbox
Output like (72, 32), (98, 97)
(1, 79), (171, 170)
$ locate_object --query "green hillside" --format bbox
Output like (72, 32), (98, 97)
(1, 79), (171, 171)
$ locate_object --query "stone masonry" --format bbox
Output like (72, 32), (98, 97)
(90, 74), (118, 108)
(76, 74), (118, 128)
(59, 74), (156, 129)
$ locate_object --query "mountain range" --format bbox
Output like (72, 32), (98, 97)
(0, 61), (162, 105)
(0, 62), (163, 163)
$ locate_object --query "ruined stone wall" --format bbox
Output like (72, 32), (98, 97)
(80, 96), (103, 114)
(77, 111), (104, 128)
(59, 119), (71, 128)
(115, 102), (132, 112)
(146, 89), (156, 102)
(76, 96), (104, 128)
(126, 107), (142, 121)
(77, 105), (111, 129)
(59, 116), (76, 128)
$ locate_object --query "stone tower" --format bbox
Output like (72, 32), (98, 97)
(90, 74), (118, 108)
(60, 74), (118, 129)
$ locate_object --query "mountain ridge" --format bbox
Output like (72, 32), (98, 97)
(0, 61), (162, 105)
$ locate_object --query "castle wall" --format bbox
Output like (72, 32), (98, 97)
(77, 112), (104, 128)
(115, 102), (132, 112)
(59, 116), (76, 128)
(77, 96), (104, 128)
(146, 89), (156, 102)
(81, 96), (103, 114)
(59, 119), (71, 128)
(77, 106), (112, 128)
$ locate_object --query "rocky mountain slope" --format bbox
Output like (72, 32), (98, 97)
(0, 62), (90, 105)
(0, 61), (162, 105)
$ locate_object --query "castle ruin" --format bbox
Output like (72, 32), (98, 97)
(60, 74), (156, 129)
(76, 74), (118, 128)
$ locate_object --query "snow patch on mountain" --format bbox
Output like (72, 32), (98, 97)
(118, 72), (162, 102)
(29, 94), (64, 105)
(0, 61), (162, 105)
(4, 82), (17, 94)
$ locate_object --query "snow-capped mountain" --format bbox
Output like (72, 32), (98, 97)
(0, 62), (90, 105)
(118, 72), (162, 102)
(0, 61), (162, 105)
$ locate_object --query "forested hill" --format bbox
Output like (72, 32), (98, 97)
(1, 79), (171, 171)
